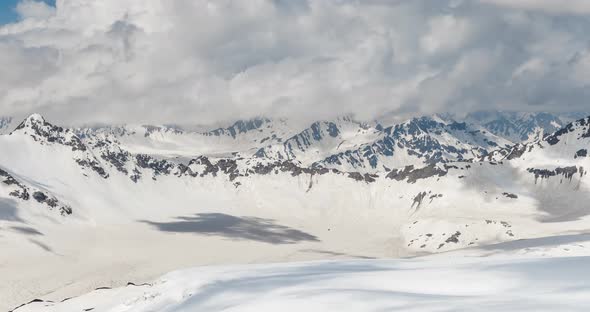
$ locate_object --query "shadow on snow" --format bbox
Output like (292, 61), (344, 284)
(139, 213), (319, 245)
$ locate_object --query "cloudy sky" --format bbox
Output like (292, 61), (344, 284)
(0, 0), (589, 125)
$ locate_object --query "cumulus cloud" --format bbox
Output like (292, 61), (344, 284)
(420, 15), (473, 54)
(0, 0), (588, 125)
(15, 0), (56, 20)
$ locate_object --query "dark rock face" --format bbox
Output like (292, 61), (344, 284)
(1, 168), (30, 200)
(32, 191), (48, 202)
(259, 161), (331, 178)
(412, 192), (428, 209)
(575, 149), (588, 159)
(481, 143), (529, 161)
(506, 145), (528, 160)
(363, 173), (379, 183)
(527, 166), (580, 184)
(449, 122), (467, 131)
(0, 168), (22, 186)
(347, 172), (379, 183)
(174, 155), (382, 186)
(252, 162), (276, 176)
(207, 118), (270, 138)
(528, 168), (557, 181)
(100, 148), (130, 174)
(386, 164), (448, 184)
(143, 125), (183, 137)
(217, 159), (240, 181)
(445, 231), (461, 244)
(9, 189), (30, 201)
(555, 167), (579, 181)
(326, 122), (340, 137)
(347, 172), (364, 182)
(0, 168), (72, 216)
(177, 157), (336, 183)
(76, 159), (109, 179)
(484, 138), (498, 147)
(136, 154), (174, 178)
(189, 156), (219, 177)
(502, 192), (518, 199)
(319, 116), (499, 171)
(13, 115), (87, 152)
(128, 168), (140, 182)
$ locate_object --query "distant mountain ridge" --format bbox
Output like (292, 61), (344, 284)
(0, 116), (12, 134)
(463, 111), (585, 143)
(0, 111), (587, 197)
(1, 111), (585, 177)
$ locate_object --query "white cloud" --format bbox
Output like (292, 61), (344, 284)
(15, 0), (56, 20)
(481, 0), (590, 15)
(0, 0), (588, 125)
(421, 15), (473, 54)
(570, 49), (590, 87)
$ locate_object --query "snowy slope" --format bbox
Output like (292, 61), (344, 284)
(2, 112), (590, 311)
(14, 252), (590, 312)
(1, 112), (589, 241)
(1, 113), (590, 250)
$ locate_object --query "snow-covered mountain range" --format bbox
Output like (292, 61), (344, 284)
(2, 110), (589, 239)
(464, 111), (586, 143)
(2, 110), (590, 311)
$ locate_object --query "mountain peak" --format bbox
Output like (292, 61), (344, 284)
(206, 117), (271, 138)
(9, 113), (93, 156)
(25, 113), (46, 123)
(12, 113), (51, 133)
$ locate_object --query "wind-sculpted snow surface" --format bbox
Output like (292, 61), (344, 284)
(14, 254), (590, 312)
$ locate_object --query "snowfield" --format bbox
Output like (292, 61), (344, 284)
(15, 252), (590, 312)
(3, 112), (590, 311)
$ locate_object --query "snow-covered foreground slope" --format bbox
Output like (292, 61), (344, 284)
(15, 249), (590, 312)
